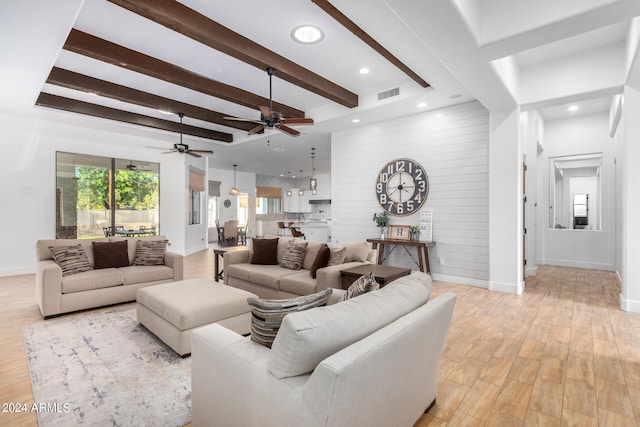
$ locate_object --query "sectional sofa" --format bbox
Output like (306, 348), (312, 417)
(223, 236), (377, 299)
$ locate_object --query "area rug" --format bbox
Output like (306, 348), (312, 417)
(22, 306), (191, 427)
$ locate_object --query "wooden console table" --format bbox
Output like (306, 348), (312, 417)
(212, 246), (247, 281)
(366, 238), (435, 274)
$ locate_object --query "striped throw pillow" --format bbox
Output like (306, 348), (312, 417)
(132, 240), (168, 266)
(341, 271), (379, 301)
(48, 245), (91, 276)
(247, 288), (332, 348)
(280, 241), (308, 270)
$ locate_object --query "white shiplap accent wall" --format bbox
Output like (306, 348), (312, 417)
(331, 101), (490, 284)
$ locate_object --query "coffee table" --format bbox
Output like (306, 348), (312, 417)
(340, 264), (411, 290)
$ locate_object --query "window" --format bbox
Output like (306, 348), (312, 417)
(56, 152), (159, 239)
(256, 186), (282, 214)
(189, 168), (205, 225)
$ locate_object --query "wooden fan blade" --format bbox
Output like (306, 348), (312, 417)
(189, 150), (214, 154)
(276, 124), (300, 136)
(248, 124), (264, 135)
(259, 106), (272, 120)
(186, 151), (202, 158)
(161, 150), (176, 154)
(224, 116), (261, 123)
(282, 118), (314, 125)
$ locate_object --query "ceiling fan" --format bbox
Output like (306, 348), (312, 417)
(125, 161), (151, 172)
(161, 113), (214, 158)
(224, 67), (314, 137)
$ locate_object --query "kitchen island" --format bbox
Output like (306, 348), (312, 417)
(290, 221), (331, 242)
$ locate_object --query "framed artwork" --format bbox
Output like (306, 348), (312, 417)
(388, 225), (411, 241)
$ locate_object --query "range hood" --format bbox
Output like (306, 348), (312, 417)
(309, 199), (331, 204)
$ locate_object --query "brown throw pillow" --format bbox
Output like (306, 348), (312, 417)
(341, 271), (379, 301)
(309, 244), (331, 279)
(250, 238), (279, 265)
(132, 240), (168, 266)
(48, 245), (91, 276)
(280, 241), (308, 270)
(92, 240), (129, 269)
(247, 288), (333, 348)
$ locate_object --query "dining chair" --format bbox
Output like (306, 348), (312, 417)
(223, 220), (239, 246)
(236, 225), (247, 246)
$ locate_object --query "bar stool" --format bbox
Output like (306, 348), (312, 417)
(277, 221), (287, 236)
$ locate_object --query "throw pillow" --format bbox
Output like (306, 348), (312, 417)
(327, 245), (346, 266)
(345, 242), (371, 262)
(309, 244), (331, 279)
(250, 238), (279, 265)
(132, 239), (168, 266)
(341, 271), (379, 301)
(280, 241), (308, 270)
(247, 288), (332, 348)
(48, 245), (91, 276)
(92, 240), (129, 269)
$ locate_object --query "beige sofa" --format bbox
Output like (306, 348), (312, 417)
(36, 236), (183, 318)
(192, 272), (456, 427)
(223, 237), (377, 299)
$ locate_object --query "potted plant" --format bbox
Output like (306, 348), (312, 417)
(410, 225), (420, 240)
(373, 212), (389, 239)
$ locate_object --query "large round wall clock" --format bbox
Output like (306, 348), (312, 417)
(375, 158), (429, 216)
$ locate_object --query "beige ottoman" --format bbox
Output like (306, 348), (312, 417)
(136, 278), (257, 356)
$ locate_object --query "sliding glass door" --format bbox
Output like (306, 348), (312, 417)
(56, 152), (159, 239)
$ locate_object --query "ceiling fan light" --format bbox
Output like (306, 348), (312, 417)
(291, 25), (324, 44)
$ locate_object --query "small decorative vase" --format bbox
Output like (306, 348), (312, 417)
(380, 227), (385, 240)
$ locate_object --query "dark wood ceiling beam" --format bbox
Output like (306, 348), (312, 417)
(311, 0), (430, 88)
(64, 29), (304, 119)
(107, 0), (359, 108)
(46, 67), (259, 133)
(36, 92), (233, 143)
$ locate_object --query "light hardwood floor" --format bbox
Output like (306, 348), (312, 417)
(1, 250), (639, 426)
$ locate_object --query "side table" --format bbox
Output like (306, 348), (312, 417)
(340, 264), (411, 290)
(212, 246), (247, 281)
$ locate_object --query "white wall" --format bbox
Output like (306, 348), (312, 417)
(332, 101), (491, 286)
(614, 86), (640, 312)
(536, 112), (615, 271)
(0, 108), (200, 276)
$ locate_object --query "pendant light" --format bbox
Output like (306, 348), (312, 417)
(286, 172), (292, 197)
(298, 170), (305, 196)
(309, 147), (318, 195)
(229, 164), (240, 196)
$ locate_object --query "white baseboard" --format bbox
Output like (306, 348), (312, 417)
(489, 280), (524, 295)
(620, 293), (640, 313)
(540, 258), (614, 271)
(431, 273), (489, 289)
(185, 245), (208, 256)
(0, 266), (35, 277)
(526, 266), (537, 277)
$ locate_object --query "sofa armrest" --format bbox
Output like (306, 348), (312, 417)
(164, 251), (184, 281)
(192, 323), (310, 426)
(35, 260), (63, 318)
(315, 261), (372, 291)
(224, 249), (250, 266)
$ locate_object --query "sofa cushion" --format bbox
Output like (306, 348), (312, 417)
(267, 271), (433, 379)
(326, 244), (346, 266)
(280, 241), (308, 270)
(120, 265), (174, 285)
(61, 268), (124, 293)
(247, 289), (332, 348)
(301, 241), (324, 270)
(249, 266), (301, 290)
(250, 238), (279, 265)
(48, 245), (91, 276)
(133, 240), (168, 265)
(344, 241), (372, 262)
(341, 271), (379, 301)
(279, 271), (318, 296)
(92, 240), (130, 269)
(309, 244), (330, 279)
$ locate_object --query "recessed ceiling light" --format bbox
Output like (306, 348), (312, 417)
(449, 93), (462, 99)
(352, 119), (360, 123)
(417, 102), (427, 108)
(568, 105), (579, 111)
(271, 147), (286, 152)
(359, 68), (370, 74)
(291, 25), (324, 44)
